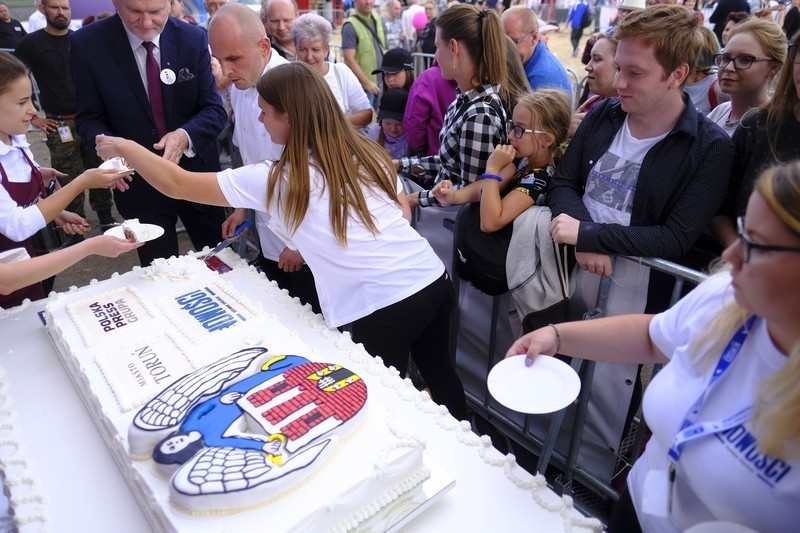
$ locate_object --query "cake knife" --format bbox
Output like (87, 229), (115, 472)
(203, 221), (251, 260)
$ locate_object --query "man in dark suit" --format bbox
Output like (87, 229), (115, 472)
(71, 0), (228, 266)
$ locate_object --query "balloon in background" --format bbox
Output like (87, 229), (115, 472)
(413, 11), (428, 31)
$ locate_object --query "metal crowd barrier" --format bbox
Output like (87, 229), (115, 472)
(411, 52), (435, 75)
(446, 218), (710, 520)
(565, 67), (582, 110)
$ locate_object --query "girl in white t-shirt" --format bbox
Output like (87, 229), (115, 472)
(507, 161), (800, 532)
(96, 62), (467, 421)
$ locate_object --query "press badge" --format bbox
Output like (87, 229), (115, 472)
(58, 125), (74, 143)
(641, 469), (671, 518)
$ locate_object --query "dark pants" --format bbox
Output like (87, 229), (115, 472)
(45, 119), (113, 218)
(351, 273), (467, 421)
(257, 257), (321, 315)
(571, 28), (584, 52)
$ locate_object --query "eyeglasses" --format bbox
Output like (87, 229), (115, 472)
(510, 31), (534, 45)
(713, 54), (774, 70)
(507, 121), (547, 139)
(789, 44), (800, 64)
(736, 217), (800, 262)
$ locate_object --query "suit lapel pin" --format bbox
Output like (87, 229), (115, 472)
(160, 68), (176, 85)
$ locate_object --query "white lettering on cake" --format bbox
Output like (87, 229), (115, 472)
(136, 346), (173, 385)
(174, 288), (239, 332)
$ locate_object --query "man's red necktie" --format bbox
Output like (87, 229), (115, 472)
(143, 41), (167, 140)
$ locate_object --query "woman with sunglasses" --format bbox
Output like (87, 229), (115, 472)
(508, 160), (800, 532)
(714, 31), (800, 248)
(707, 18), (786, 136)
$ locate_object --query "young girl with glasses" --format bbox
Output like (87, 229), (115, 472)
(432, 89), (571, 231)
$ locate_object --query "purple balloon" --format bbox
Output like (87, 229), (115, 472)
(413, 12), (428, 31)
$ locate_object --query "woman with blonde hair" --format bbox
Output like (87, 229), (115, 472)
(396, 3), (508, 209)
(95, 62), (467, 421)
(509, 160), (800, 532)
(715, 31), (799, 247)
(707, 17), (786, 136)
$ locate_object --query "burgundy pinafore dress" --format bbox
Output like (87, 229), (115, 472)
(0, 149), (47, 308)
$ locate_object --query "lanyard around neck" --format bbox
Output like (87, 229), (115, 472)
(667, 315), (757, 463)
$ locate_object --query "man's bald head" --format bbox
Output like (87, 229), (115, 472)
(265, 0), (297, 47)
(208, 3), (272, 89)
(209, 2), (267, 39)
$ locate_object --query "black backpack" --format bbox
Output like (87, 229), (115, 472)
(454, 202), (512, 296)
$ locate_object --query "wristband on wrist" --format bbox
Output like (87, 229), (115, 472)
(548, 323), (561, 353)
(480, 173), (502, 182)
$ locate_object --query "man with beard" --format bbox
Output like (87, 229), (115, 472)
(14, 0), (118, 229)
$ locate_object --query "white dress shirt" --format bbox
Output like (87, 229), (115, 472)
(230, 51), (289, 261)
(0, 136), (46, 242)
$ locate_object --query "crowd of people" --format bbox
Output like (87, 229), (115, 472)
(0, 0), (798, 531)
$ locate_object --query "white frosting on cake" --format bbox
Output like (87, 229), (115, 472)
(99, 157), (132, 173)
(95, 332), (194, 412)
(43, 255), (432, 532)
(65, 286), (155, 348)
(121, 219), (154, 243)
(0, 368), (49, 532)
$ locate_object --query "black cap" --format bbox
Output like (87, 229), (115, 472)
(377, 88), (408, 122)
(372, 48), (414, 74)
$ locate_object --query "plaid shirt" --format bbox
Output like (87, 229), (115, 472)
(398, 84), (506, 207)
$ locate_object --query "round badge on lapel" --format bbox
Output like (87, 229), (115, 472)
(160, 68), (176, 85)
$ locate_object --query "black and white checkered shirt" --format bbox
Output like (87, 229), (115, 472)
(398, 84), (507, 207)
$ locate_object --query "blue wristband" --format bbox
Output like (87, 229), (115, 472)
(481, 173), (502, 182)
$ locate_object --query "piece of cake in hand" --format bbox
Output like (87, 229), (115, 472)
(99, 157), (133, 173)
(122, 219), (148, 243)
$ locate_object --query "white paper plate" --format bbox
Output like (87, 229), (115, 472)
(487, 355), (581, 414)
(0, 247), (30, 264)
(104, 224), (164, 243)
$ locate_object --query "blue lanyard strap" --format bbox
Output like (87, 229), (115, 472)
(667, 316), (757, 463)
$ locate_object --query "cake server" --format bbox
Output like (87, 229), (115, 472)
(203, 220), (251, 260)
